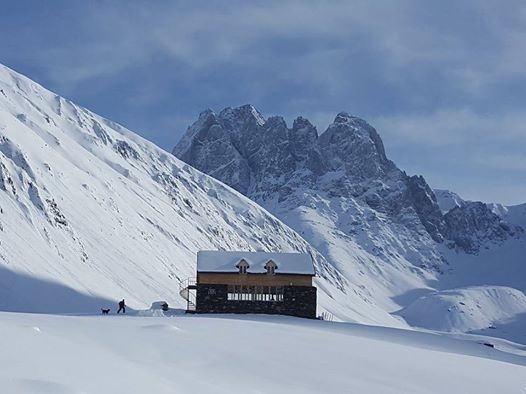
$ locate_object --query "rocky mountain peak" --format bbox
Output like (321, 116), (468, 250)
(174, 105), (523, 255)
(198, 108), (215, 120)
(319, 113), (390, 178)
(434, 189), (465, 214)
(292, 116), (315, 131)
(334, 111), (353, 124)
(265, 115), (288, 130)
(219, 104), (266, 128)
(175, 104), (435, 215)
(290, 117), (318, 154)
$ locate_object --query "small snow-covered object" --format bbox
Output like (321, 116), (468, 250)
(151, 301), (169, 311)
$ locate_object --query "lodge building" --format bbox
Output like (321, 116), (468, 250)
(180, 251), (317, 319)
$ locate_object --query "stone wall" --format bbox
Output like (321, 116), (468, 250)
(195, 284), (317, 319)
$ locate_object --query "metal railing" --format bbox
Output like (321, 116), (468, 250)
(179, 277), (197, 311)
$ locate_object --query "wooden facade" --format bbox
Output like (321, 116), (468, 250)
(197, 272), (313, 287)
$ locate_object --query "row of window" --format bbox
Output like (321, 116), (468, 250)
(227, 285), (284, 302)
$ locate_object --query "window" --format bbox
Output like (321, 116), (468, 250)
(264, 260), (277, 275)
(236, 259), (249, 274)
(227, 285), (284, 302)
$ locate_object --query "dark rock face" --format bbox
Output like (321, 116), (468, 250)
(444, 202), (523, 253)
(319, 112), (390, 179)
(174, 105), (443, 233)
(174, 109), (252, 194)
(404, 175), (446, 242)
(174, 105), (522, 255)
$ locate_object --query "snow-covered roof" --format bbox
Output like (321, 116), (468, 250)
(197, 251), (315, 275)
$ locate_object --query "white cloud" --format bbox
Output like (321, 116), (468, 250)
(16, 1), (525, 103)
(3, 1), (525, 204)
(474, 154), (526, 172)
(373, 109), (526, 148)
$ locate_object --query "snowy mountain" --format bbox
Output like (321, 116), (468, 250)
(434, 188), (526, 226)
(434, 189), (525, 252)
(174, 105), (526, 340)
(0, 64), (356, 316)
(443, 201), (523, 253)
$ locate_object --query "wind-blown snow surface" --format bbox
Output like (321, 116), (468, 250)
(0, 64), (348, 315)
(1, 312), (525, 394)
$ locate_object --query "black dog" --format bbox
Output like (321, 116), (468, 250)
(101, 308), (110, 315)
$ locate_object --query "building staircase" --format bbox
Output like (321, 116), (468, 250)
(179, 278), (197, 312)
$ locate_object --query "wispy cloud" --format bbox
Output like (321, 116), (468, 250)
(373, 109), (526, 148)
(1, 0), (525, 204)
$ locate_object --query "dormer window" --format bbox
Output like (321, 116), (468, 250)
(236, 259), (249, 274)
(265, 260), (277, 275)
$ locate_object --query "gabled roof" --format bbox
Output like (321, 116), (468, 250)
(197, 251), (315, 275)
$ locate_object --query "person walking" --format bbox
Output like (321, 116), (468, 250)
(117, 299), (126, 314)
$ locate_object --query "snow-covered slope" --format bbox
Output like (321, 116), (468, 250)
(434, 189), (464, 213)
(1, 312), (525, 394)
(174, 105), (526, 340)
(0, 64), (355, 315)
(399, 286), (526, 337)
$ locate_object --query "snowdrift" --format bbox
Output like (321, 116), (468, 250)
(399, 286), (526, 335)
(1, 312), (525, 394)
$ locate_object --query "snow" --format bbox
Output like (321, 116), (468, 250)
(399, 286), (526, 336)
(197, 250), (315, 274)
(0, 63), (352, 317)
(433, 189), (464, 213)
(0, 311), (525, 394)
(261, 193), (440, 327)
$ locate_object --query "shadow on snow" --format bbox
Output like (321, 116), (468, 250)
(0, 265), (115, 314)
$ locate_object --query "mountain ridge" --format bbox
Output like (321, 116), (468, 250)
(174, 105), (522, 253)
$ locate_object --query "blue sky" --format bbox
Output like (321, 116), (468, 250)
(1, 1), (525, 204)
